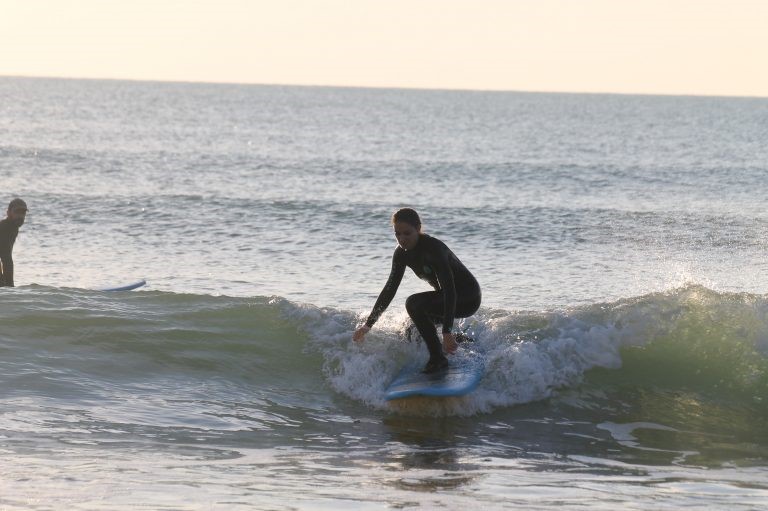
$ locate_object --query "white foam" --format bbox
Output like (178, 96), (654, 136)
(279, 299), (626, 416)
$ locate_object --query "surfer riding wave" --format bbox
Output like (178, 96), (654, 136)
(353, 208), (481, 373)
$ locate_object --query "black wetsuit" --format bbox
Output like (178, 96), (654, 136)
(0, 218), (20, 287)
(365, 234), (481, 363)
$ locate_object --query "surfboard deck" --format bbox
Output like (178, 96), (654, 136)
(384, 348), (484, 401)
(99, 279), (147, 292)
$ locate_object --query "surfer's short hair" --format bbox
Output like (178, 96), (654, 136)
(7, 198), (27, 213)
(392, 208), (421, 230)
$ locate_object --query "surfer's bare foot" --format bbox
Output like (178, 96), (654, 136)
(422, 357), (449, 374)
(455, 332), (474, 344)
(403, 323), (419, 343)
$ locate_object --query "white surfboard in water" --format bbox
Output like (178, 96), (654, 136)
(99, 279), (147, 292)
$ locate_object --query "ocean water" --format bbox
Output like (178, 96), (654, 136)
(1, 76), (768, 509)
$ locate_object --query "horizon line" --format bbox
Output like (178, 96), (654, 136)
(2, 73), (766, 101)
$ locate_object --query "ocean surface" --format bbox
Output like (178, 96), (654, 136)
(1, 76), (768, 509)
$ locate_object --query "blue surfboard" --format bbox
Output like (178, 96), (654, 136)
(99, 279), (147, 292)
(384, 348), (484, 400)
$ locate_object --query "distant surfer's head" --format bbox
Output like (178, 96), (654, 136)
(6, 198), (27, 227)
(392, 208), (421, 250)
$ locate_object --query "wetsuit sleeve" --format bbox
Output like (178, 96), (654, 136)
(0, 225), (13, 287)
(433, 246), (456, 333)
(365, 249), (406, 328)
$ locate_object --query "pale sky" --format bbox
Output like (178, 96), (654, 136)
(1, 0), (767, 97)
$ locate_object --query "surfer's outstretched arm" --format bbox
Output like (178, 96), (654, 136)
(353, 249), (406, 343)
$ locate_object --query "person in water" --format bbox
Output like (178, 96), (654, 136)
(353, 208), (481, 373)
(0, 198), (28, 287)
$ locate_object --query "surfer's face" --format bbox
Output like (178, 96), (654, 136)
(394, 221), (419, 251)
(7, 207), (26, 227)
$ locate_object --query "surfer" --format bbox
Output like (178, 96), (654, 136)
(353, 208), (481, 373)
(0, 198), (28, 287)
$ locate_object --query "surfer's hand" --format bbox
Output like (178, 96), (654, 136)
(353, 325), (370, 343)
(442, 332), (458, 354)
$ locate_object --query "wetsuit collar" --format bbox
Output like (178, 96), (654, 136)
(408, 233), (423, 251)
